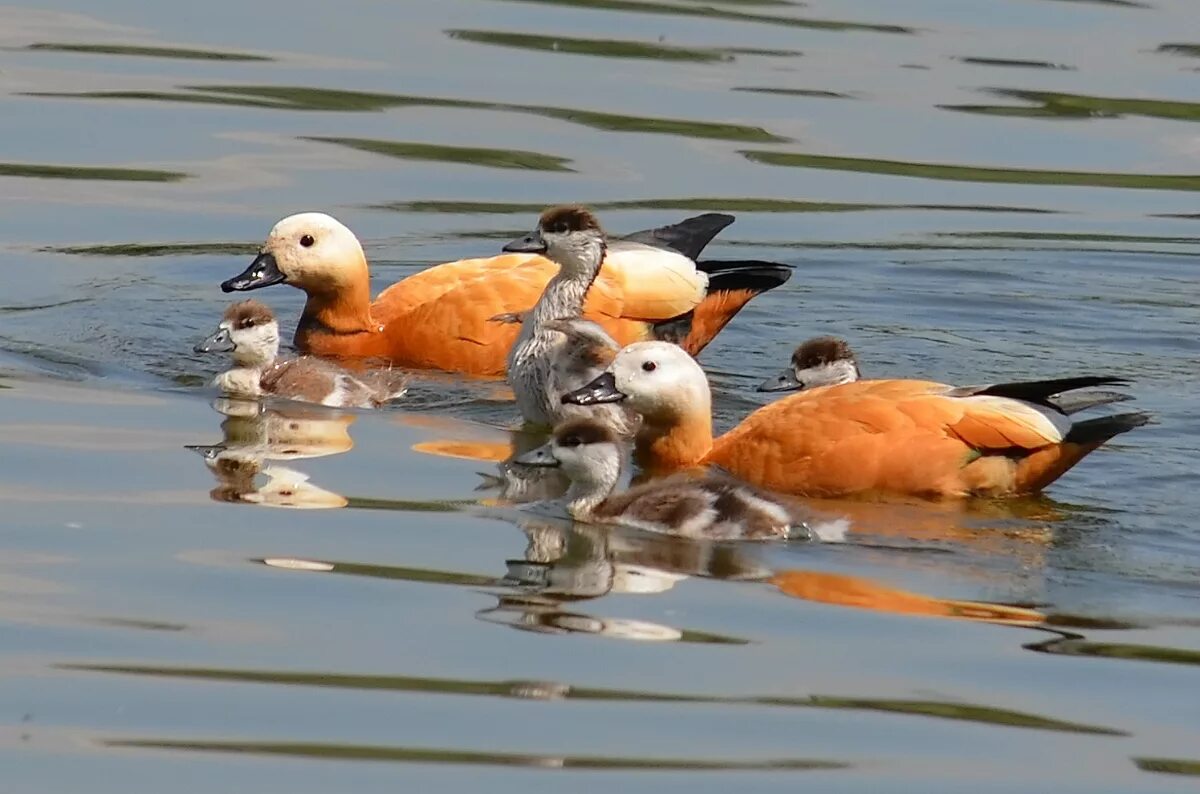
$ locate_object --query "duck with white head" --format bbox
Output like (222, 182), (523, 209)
(563, 341), (1148, 500)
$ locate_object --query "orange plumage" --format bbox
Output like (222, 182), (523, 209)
(222, 212), (789, 377)
(563, 343), (1147, 500)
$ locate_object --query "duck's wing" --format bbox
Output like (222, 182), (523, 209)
(587, 245), (709, 322)
(707, 378), (1132, 498)
(616, 212), (735, 261)
(373, 253), (547, 323)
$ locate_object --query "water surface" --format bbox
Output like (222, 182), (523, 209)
(1, 0), (1199, 791)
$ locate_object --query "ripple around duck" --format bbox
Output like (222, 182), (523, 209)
(25, 85), (788, 143)
(0, 163), (187, 182)
(99, 738), (850, 772)
(1024, 637), (1200, 667)
(302, 137), (575, 173)
(25, 42), (273, 61)
(370, 198), (1057, 214)
(445, 30), (801, 62)
(56, 663), (1127, 735)
(1134, 758), (1200, 777)
(479, 0), (914, 34)
(953, 56), (1075, 70)
(940, 89), (1200, 122)
(739, 150), (1200, 191)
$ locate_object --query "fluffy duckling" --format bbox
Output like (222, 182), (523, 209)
(220, 211), (791, 376)
(195, 300), (407, 408)
(501, 206), (640, 433)
(758, 335), (1132, 415)
(514, 418), (809, 540)
(563, 341), (1148, 500)
(758, 336), (860, 392)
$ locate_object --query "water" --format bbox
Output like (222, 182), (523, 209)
(2, 0), (1199, 789)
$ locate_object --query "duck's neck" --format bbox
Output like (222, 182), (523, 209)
(530, 266), (597, 327)
(300, 277), (379, 337)
(563, 453), (620, 518)
(634, 410), (714, 473)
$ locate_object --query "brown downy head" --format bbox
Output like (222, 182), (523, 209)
(503, 205), (607, 275)
(758, 336), (861, 393)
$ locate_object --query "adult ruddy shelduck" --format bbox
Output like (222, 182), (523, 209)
(221, 211), (791, 377)
(194, 299), (407, 408)
(563, 341), (1148, 500)
(757, 335), (1133, 416)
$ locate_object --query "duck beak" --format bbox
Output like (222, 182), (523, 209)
(184, 443), (226, 460)
(513, 442), (560, 468)
(194, 326), (235, 354)
(561, 371), (625, 405)
(756, 368), (802, 393)
(222, 251), (286, 292)
(503, 229), (548, 254)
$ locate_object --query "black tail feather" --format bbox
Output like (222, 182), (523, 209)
(1065, 412), (1151, 445)
(969, 376), (1131, 408)
(698, 260), (793, 293)
(1049, 390), (1132, 416)
(622, 213), (735, 261)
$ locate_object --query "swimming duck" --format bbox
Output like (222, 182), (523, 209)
(514, 417), (809, 540)
(758, 335), (1133, 415)
(194, 299), (407, 408)
(220, 211), (791, 376)
(563, 341), (1148, 499)
(501, 205), (645, 432)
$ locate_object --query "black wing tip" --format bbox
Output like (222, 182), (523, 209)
(1065, 411), (1152, 445)
(699, 259), (793, 292)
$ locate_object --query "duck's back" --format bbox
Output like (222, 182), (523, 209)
(593, 473), (794, 540)
(261, 357), (403, 409)
(708, 379), (1072, 498)
(364, 248), (709, 375)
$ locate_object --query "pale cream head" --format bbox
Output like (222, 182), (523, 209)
(608, 342), (711, 421)
(260, 212), (368, 291)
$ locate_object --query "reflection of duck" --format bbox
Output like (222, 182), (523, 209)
(187, 401), (355, 508)
(758, 335), (1133, 417)
(514, 418), (810, 541)
(565, 341), (1148, 499)
(195, 299), (407, 408)
(220, 211), (789, 375)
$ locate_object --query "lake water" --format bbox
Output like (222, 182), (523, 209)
(2, 0), (1199, 790)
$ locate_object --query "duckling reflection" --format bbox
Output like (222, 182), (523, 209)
(187, 399), (355, 508)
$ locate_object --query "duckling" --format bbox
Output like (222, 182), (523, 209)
(220, 211), (792, 376)
(758, 335), (1132, 415)
(501, 206), (643, 432)
(563, 341), (1148, 500)
(194, 300), (407, 408)
(514, 418), (810, 541)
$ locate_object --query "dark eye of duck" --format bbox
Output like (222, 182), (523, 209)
(558, 435), (582, 448)
(300, 234), (315, 248)
(642, 361), (657, 373)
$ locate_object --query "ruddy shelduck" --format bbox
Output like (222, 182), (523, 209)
(758, 335), (1133, 415)
(564, 341), (1148, 500)
(221, 211), (791, 376)
(515, 418), (810, 540)
(195, 300), (407, 408)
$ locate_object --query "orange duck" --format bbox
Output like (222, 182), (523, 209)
(562, 341), (1149, 500)
(220, 211), (791, 377)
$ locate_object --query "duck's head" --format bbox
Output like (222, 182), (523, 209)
(503, 205), (606, 277)
(194, 299), (280, 368)
(757, 336), (860, 393)
(514, 418), (622, 490)
(223, 212), (368, 294)
(561, 341), (710, 423)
